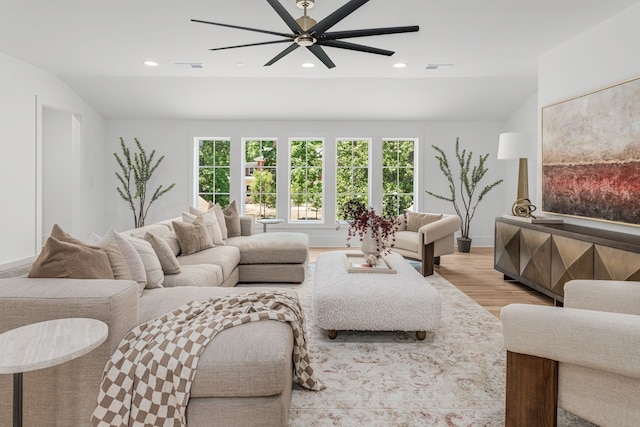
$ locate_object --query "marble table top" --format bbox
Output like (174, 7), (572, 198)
(0, 318), (108, 374)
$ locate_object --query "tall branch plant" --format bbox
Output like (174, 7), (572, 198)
(114, 137), (175, 228)
(426, 138), (503, 240)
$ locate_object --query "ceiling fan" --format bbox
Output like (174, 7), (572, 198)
(192, 0), (419, 69)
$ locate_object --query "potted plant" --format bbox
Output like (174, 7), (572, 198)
(340, 199), (403, 264)
(114, 137), (176, 228)
(425, 138), (503, 253)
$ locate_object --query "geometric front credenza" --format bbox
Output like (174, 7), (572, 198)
(494, 216), (640, 303)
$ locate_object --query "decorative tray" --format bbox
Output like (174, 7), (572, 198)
(343, 253), (396, 274)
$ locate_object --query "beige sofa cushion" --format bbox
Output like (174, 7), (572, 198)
(138, 286), (294, 397)
(161, 264), (224, 287)
(223, 200), (241, 238)
(144, 233), (181, 275)
(120, 234), (164, 289)
(173, 218), (214, 255)
(226, 232), (309, 265)
(178, 246), (241, 282)
(186, 207), (225, 245)
(92, 229), (147, 294)
(406, 211), (443, 232)
(29, 236), (114, 280)
(394, 230), (419, 253)
(129, 224), (180, 256)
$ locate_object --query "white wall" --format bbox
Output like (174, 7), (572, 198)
(0, 52), (107, 267)
(107, 119), (507, 247)
(538, 1), (640, 235)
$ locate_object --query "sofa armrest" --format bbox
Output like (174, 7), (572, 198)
(418, 215), (460, 245)
(0, 278), (139, 426)
(501, 303), (640, 379)
(240, 215), (255, 236)
(564, 280), (640, 315)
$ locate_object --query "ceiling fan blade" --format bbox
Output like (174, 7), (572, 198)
(321, 25), (419, 41)
(265, 43), (300, 66)
(265, 0), (304, 34)
(318, 39), (394, 56)
(310, 0), (369, 35)
(191, 19), (292, 38)
(209, 39), (293, 52)
(307, 45), (336, 69)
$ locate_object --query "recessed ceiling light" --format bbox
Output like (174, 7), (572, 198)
(426, 63), (454, 70)
(393, 62), (407, 68)
(302, 62), (315, 68)
(143, 60), (159, 67)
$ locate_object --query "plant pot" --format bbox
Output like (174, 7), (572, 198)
(457, 237), (472, 253)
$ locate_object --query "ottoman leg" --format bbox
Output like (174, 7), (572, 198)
(416, 331), (426, 340)
(327, 330), (338, 339)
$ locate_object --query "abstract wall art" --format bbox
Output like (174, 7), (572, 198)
(541, 76), (640, 225)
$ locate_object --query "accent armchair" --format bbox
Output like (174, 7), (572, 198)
(392, 211), (460, 276)
(501, 279), (640, 427)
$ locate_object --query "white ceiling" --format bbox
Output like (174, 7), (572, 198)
(1, 0), (638, 120)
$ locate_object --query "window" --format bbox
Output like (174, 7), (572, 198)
(289, 139), (323, 221)
(243, 139), (277, 219)
(382, 139), (416, 217)
(336, 139), (370, 220)
(197, 138), (231, 207)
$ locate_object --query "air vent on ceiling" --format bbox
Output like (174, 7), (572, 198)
(426, 63), (454, 70)
(175, 62), (204, 69)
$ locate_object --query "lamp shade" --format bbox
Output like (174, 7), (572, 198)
(497, 132), (536, 160)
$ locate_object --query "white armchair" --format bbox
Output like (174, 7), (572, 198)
(501, 280), (640, 427)
(392, 212), (460, 276)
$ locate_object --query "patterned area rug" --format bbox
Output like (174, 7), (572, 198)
(255, 262), (596, 426)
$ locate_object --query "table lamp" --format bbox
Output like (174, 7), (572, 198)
(497, 132), (537, 218)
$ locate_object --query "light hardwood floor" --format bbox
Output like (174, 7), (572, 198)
(309, 247), (553, 318)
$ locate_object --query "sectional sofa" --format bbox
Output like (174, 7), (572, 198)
(0, 212), (309, 427)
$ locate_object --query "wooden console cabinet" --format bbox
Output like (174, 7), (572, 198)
(494, 217), (640, 302)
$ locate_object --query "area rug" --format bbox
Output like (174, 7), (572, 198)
(246, 263), (596, 426)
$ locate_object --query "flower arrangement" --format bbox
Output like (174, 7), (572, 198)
(340, 199), (404, 256)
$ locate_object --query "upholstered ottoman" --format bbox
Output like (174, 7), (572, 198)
(226, 232), (309, 283)
(313, 251), (441, 339)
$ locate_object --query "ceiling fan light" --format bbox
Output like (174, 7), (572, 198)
(295, 35), (316, 47)
(296, 0), (315, 9)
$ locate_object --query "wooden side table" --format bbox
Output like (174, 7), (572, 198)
(0, 318), (108, 427)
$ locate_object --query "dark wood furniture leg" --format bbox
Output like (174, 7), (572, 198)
(505, 351), (558, 427)
(421, 242), (435, 276)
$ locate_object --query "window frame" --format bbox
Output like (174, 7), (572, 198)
(288, 137), (325, 224)
(335, 138), (372, 222)
(241, 137), (278, 219)
(194, 137), (232, 208)
(381, 138), (418, 216)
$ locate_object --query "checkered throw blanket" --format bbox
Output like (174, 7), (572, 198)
(91, 290), (323, 427)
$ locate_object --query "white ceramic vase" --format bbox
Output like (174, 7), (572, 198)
(361, 228), (380, 261)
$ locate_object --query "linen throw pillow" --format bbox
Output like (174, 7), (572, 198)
(144, 232), (181, 275)
(91, 229), (147, 295)
(406, 211), (443, 232)
(29, 236), (114, 280)
(222, 200), (241, 238)
(211, 203), (228, 240)
(184, 208), (225, 245)
(172, 217), (214, 255)
(118, 233), (165, 289)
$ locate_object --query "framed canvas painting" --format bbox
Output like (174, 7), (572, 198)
(541, 76), (640, 225)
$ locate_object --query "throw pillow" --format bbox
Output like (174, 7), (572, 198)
(172, 217), (214, 255)
(91, 229), (147, 295)
(211, 203), (228, 240)
(222, 200), (241, 238)
(29, 236), (114, 280)
(144, 232), (181, 275)
(406, 211), (443, 232)
(118, 233), (164, 289)
(184, 208), (225, 245)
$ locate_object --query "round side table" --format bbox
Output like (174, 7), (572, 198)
(256, 218), (284, 233)
(0, 318), (108, 427)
